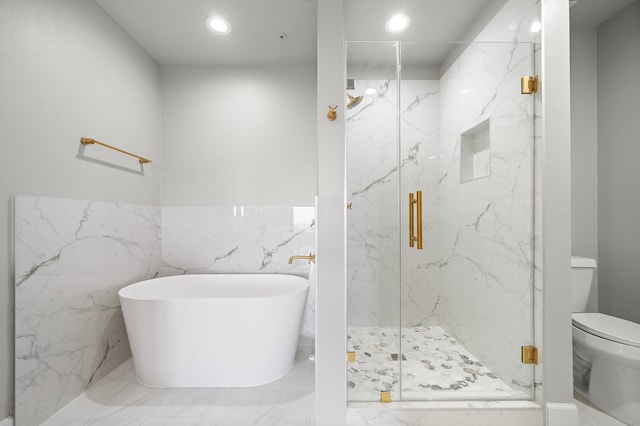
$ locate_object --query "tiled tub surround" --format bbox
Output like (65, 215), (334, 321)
(14, 198), (316, 425)
(347, 326), (527, 402)
(161, 205), (316, 337)
(14, 195), (162, 426)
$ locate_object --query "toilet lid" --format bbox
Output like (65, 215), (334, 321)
(572, 313), (640, 348)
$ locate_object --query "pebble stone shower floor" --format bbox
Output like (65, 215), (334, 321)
(347, 326), (528, 401)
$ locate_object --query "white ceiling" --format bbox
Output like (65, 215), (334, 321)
(95, 0), (637, 67)
(570, 0), (637, 27)
(345, 0), (498, 42)
(96, 0), (318, 65)
(96, 0), (503, 66)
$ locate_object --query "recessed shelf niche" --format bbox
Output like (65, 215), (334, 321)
(460, 119), (491, 183)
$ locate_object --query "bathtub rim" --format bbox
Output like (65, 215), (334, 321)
(118, 272), (310, 302)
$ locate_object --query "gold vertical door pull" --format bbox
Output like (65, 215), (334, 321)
(409, 193), (415, 248)
(416, 190), (423, 250)
(408, 191), (423, 250)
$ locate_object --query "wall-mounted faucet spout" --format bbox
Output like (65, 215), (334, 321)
(288, 253), (316, 264)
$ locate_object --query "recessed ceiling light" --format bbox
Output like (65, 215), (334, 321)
(206, 16), (232, 35)
(530, 20), (542, 33)
(385, 14), (411, 33)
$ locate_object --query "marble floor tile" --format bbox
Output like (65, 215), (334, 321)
(575, 397), (626, 426)
(40, 339), (315, 426)
(197, 389), (263, 426)
(151, 388), (218, 418)
(142, 417), (201, 426)
(254, 391), (314, 426)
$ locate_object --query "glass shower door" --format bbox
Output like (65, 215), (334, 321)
(346, 40), (536, 403)
(346, 41), (402, 402)
(398, 41), (536, 401)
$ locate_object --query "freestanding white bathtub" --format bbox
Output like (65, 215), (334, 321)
(119, 274), (309, 387)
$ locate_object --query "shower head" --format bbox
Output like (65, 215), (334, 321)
(347, 93), (363, 109)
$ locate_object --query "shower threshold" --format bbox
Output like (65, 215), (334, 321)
(347, 326), (530, 402)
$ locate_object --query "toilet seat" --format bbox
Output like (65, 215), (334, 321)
(572, 313), (640, 348)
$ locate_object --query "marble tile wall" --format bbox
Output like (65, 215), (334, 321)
(437, 40), (536, 394)
(433, 0), (540, 397)
(161, 205), (316, 336)
(14, 195), (162, 426)
(346, 79), (400, 328)
(346, 79), (441, 328)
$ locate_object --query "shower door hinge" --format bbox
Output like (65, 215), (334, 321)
(380, 390), (392, 403)
(521, 345), (538, 364)
(347, 351), (356, 363)
(521, 75), (538, 94)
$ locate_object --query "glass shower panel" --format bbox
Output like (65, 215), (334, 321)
(346, 41), (402, 402)
(345, 40), (536, 403)
(399, 41), (536, 400)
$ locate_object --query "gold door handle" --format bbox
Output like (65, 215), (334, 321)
(409, 193), (415, 248)
(409, 191), (423, 250)
(416, 190), (422, 250)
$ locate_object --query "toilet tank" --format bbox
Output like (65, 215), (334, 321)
(571, 256), (597, 312)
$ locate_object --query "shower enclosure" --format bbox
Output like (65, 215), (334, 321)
(345, 40), (536, 402)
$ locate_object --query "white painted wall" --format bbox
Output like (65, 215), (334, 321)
(316, 0), (346, 423)
(0, 0), (162, 419)
(570, 25), (599, 312)
(160, 65), (317, 206)
(597, 0), (640, 324)
(541, 0), (575, 413)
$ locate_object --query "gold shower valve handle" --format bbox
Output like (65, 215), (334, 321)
(327, 105), (337, 121)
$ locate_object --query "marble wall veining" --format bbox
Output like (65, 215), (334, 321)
(14, 195), (162, 426)
(437, 40), (536, 393)
(346, 78), (442, 328)
(346, 34), (536, 401)
(347, 0), (542, 402)
(14, 198), (317, 425)
(161, 205), (317, 336)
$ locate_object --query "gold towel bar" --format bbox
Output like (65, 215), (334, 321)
(80, 138), (152, 164)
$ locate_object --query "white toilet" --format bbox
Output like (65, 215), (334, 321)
(572, 256), (640, 426)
